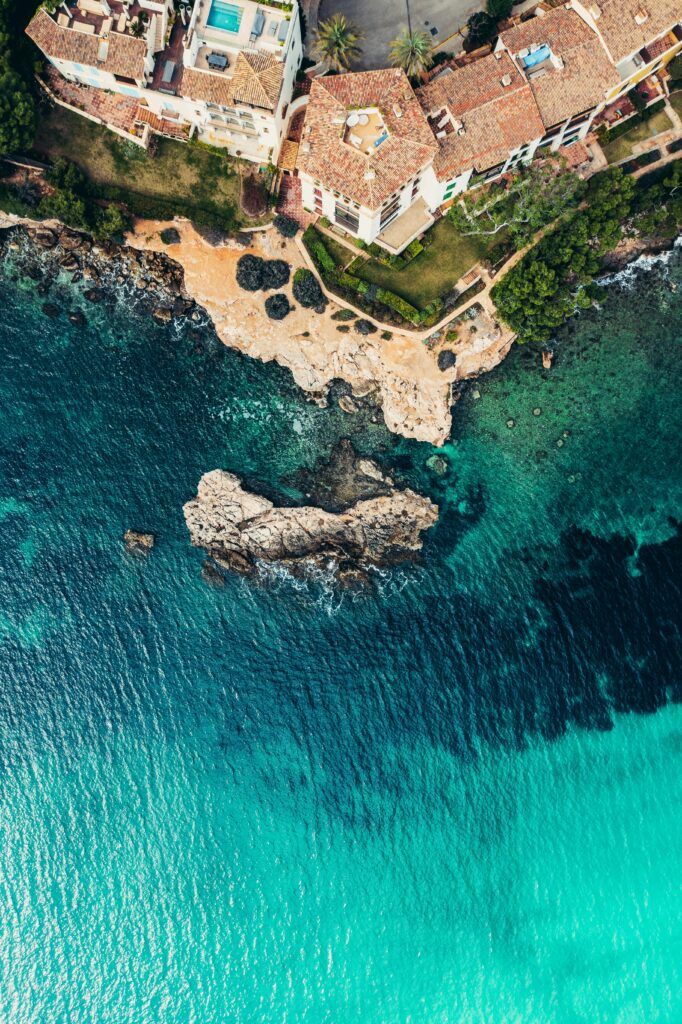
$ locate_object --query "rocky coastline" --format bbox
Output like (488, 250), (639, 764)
(183, 443), (438, 581)
(0, 217), (200, 330)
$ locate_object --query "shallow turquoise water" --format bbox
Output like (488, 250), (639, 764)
(0, 241), (681, 1023)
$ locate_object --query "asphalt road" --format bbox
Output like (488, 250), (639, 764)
(315, 0), (485, 70)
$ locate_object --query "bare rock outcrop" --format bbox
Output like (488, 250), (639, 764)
(183, 469), (438, 577)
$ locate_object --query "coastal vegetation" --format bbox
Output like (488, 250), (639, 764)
(449, 159), (585, 247)
(313, 14), (362, 71)
(236, 254), (291, 292)
(264, 293), (292, 319)
(292, 268), (326, 309)
(0, 0), (37, 155)
(491, 163), (682, 344)
(28, 104), (270, 231)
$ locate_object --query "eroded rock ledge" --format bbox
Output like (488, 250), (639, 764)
(183, 458), (438, 579)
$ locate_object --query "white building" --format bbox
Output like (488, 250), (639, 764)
(295, 69), (439, 254)
(27, 0), (303, 163)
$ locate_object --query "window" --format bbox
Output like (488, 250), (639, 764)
(335, 203), (360, 232)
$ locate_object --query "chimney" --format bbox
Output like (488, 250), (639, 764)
(634, 7), (649, 24)
(393, 104), (403, 118)
(589, 3), (602, 18)
(500, 74), (512, 87)
(364, 168), (376, 181)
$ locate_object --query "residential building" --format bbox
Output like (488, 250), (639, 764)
(416, 51), (547, 206)
(496, 6), (620, 152)
(296, 69), (439, 253)
(26, 0), (303, 163)
(571, 0), (682, 100)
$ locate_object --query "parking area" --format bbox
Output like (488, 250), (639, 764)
(315, 0), (485, 71)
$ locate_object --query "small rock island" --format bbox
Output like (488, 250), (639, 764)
(183, 447), (438, 580)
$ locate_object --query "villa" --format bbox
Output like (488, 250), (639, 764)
(296, 69), (440, 253)
(26, 0), (303, 163)
(292, 3), (681, 252)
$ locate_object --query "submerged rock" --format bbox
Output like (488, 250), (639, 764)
(184, 466), (438, 578)
(124, 529), (155, 553)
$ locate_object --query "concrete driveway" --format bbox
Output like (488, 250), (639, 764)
(315, 0), (485, 71)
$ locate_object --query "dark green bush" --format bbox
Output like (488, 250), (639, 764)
(261, 258), (290, 290)
(160, 227), (180, 245)
(264, 293), (291, 319)
(354, 319), (377, 335)
(273, 213), (299, 237)
(292, 267), (325, 308)
(236, 253), (266, 290)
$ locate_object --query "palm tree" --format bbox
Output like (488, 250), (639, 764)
(313, 14), (363, 72)
(389, 30), (434, 79)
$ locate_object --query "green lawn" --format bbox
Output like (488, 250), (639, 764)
(321, 233), (357, 269)
(602, 109), (674, 164)
(355, 217), (496, 308)
(31, 104), (266, 227)
(669, 90), (682, 120)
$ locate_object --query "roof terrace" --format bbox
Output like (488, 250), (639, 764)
(342, 108), (389, 156)
(188, 0), (294, 60)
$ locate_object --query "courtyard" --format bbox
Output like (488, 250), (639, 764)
(315, 0), (485, 71)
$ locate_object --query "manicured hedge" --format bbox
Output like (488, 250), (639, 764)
(302, 226), (337, 275)
(374, 287), (421, 324)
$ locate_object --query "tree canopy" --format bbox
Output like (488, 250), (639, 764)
(491, 168), (639, 344)
(388, 30), (434, 79)
(0, 0), (37, 156)
(449, 158), (586, 246)
(313, 14), (362, 71)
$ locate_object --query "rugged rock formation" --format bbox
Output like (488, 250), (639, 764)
(183, 461), (438, 578)
(124, 529), (155, 553)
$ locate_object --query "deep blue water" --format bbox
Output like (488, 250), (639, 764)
(0, 237), (681, 1022)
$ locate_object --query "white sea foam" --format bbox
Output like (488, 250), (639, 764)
(599, 235), (682, 288)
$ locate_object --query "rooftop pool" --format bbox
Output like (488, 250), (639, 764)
(206, 0), (243, 33)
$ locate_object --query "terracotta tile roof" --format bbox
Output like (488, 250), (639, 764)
(231, 52), (283, 110)
(418, 52), (546, 178)
(181, 66), (235, 106)
(579, 0), (681, 64)
(500, 8), (619, 128)
(277, 138), (299, 171)
(26, 8), (147, 81)
(295, 69), (437, 209)
(182, 52), (283, 111)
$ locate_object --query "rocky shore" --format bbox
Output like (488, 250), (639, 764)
(0, 217), (200, 331)
(183, 444), (438, 580)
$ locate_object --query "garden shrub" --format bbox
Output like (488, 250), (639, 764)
(264, 293), (291, 319)
(336, 324), (350, 332)
(354, 319), (377, 335)
(236, 253), (266, 290)
(331, 308), (356, 321)
(302, 226), (337, 275)
(374, 287), (421, 324)
(261, 258), (290, 290)
(292, 267), (325, 308)
(160, 227), (180, 245)
(273, 213), (299, 237)
(381, 330), (393, 340)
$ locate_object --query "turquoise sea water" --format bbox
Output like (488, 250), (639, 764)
(0, 238), (681, 1023)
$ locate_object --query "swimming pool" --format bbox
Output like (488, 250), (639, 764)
(206, 0), (242, 33)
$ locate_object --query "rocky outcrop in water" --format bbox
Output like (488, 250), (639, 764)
(183, 454), (438, 578)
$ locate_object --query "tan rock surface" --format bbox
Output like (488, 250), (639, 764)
(127, 220), (457, 445)
(183, 469), (438, 574)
